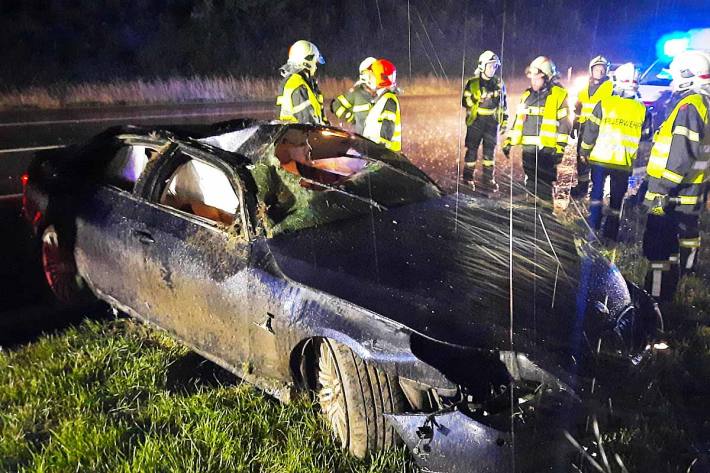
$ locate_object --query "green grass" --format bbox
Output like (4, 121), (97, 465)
(0, 318), (414, 472)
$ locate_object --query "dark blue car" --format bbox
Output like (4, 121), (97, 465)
(22, 120), (662, 472)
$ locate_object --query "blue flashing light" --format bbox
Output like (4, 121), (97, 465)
(656, 32), (690, 61)
(664, 38), (689, 57)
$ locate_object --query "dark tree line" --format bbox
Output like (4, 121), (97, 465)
(0, 0), (707, 88)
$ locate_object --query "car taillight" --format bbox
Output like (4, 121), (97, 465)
(21, 173), (29, 188)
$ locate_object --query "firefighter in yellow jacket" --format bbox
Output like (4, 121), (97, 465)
(363, 59), (402, 152)
(642, 50), (710, 301)
(570, 55), (614, 199)
(276, 40), (328, 125)
(331, 57), (376, 134)
(579, 63), (651, 242)
(503, 56), (570, 204)
(461, 51), (508, 192)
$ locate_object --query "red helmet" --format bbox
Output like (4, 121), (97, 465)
(371, 59), (397, 88)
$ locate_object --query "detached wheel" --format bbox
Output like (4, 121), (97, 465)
(41, 225), (90, 305)
(316, 338), (406, 458)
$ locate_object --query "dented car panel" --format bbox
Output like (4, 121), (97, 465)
(23, 122), (663, 472)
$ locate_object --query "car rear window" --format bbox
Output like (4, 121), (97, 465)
(104, 145), (156, 191)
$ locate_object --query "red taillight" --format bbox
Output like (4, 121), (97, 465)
(21, 173), (29, 188)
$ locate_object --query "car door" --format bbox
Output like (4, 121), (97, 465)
(74, 139), (170, 312)
(132, 147), (253, 369)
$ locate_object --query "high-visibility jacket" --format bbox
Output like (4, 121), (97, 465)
(575, 78), (613, 124)
(645, 92), (710, 214)
(507, 84), (570, 154)
(363, 90), (402, 152)
(580, 94), (648, 170)
(331, 82), (373, 134)
(276, 72), (326, 125)
(462, 75), (508, 126)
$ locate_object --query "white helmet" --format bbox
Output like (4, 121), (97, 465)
(613, 63), (639, 94)
(527, 56), (558, 79)
(478, 50), (500, 68)
(287, 40), (325, 73)
(359, 57), (376, 73)
(588, 55), (610, 74)
(669, 50), (710, 93)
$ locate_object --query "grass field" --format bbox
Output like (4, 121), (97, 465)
(0, 75), (463, 110)
(0, 318), (415, 472)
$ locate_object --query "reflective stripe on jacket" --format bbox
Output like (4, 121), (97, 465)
(508, 84), (570, 154)
(645, 92), (710, 213)
(363, 91), (402, 152)
(582, 95), (647, 170)
(462, 75), (507, 126)
(331, 82), (373, 134)
(576, 79), (613, 124)
(276, 73), (326, 125)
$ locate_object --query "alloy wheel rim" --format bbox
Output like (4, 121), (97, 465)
(317, 341), (349, 448)
(41, 227), (78, 302)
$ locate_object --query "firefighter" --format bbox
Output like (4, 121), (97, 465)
(276, 40), (328, 125)
(331, 57), (376, 134)
(461, 50), (508, 192)
(503, 56), (570, 204)
(642, 50), (710, 302)
(363, 59), (402, 152)
(570, 55), (614, 199)
(579, 63), (651, 242)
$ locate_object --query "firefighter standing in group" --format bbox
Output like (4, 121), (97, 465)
(362, 59), (402, 152)
(503, 56), (570, 205)
(331, 57), (376, 134)
(570, 55), (614, 199)
(276, 40), (328, 125)
(642, 50), (710, 302)
(579, 62), (651, 242)
(461, 51), (508, 192)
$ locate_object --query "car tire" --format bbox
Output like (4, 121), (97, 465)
(316, 338), (406, 458)
(41, 225), (91, 305)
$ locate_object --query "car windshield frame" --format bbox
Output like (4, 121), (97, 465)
(243, 124), (443, 236)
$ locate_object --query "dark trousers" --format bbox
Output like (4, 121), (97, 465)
(463, 116), (498, 182)
(522, 150), (557, 203)
(570, 124), (591, 198)
(643, 210), (700, 302)
(588, 164), (630, 241)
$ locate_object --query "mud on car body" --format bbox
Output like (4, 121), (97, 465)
(22, 120), (663, 472)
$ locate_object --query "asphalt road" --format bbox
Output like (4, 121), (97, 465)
(0, 101), (275, 195)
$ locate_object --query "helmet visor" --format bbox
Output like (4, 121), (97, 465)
(306, 53), (326, 65)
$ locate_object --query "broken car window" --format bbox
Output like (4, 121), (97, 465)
(159, 157), (240, 227)
(104, 145), (155, 191)
(248, 126), (441, 236)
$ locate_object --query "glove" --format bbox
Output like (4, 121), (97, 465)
(647, 194), (668, 216)
(502, 140), (511, 158)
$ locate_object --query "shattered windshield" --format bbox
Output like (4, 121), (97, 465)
(247, 126), (442, 236)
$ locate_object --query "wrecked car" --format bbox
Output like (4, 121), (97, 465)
(22, 120), (663, 472)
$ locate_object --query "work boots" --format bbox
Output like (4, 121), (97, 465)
(462, 162), (476, 188)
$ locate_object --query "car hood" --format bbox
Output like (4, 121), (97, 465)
(264, 194), (639, 363)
